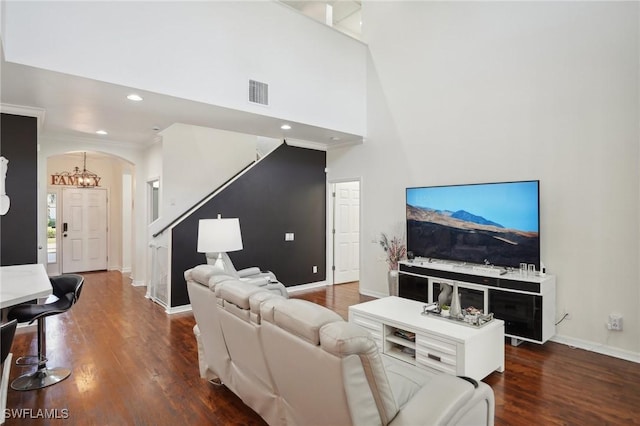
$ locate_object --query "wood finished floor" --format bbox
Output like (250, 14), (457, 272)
(4, 271), (639, 425)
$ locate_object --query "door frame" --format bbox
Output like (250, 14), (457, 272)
(326, 177), (362, 286)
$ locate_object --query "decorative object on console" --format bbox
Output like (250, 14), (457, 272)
(437, 282), (452, 307)
(197, 214), (243, 274)
(379, 232), (407, 296)
(440, 304), (450, 317)
(450, 282), (462, 318)
(423, 306), (494, 328)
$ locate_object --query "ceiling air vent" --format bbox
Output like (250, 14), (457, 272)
(249, 79), (269, 106)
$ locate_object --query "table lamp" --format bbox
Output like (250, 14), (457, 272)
(197, 214), (243, 273)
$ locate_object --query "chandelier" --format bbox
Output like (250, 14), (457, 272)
(51, 152), (101, 188)
(73, 152), (100, 187)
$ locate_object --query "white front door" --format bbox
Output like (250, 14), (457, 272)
(333, 181), (360, 284)
(62, 188), (108, 273)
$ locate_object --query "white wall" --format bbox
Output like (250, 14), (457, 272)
(328, 2), (639, 357)
(151, 124), (257, 235)
(3, 1), (366, 136)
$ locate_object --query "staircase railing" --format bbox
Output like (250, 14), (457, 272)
(152, 162), (254, 238)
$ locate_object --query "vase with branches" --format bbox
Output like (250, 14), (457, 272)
(379, 233), (407, 271)
(380, 233), (406, 296)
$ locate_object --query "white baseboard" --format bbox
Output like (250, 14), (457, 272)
(358, 288), (388, 299)
(286, 280), (328, 293)
(551, 334), (640, 364)
(165, 304), (192, 315)
(108, 266), (132, 274)
(131, 280), (146, 287)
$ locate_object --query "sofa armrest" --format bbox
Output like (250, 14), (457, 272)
(390, 374), (494, 426)
(237, 267), (262, 278)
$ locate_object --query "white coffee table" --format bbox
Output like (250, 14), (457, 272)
(349, 296), (505, 381)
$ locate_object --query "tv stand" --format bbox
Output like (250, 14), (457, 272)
(398, 259), (556, 344)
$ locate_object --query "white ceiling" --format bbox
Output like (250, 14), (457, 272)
(0, 6), (364, 151)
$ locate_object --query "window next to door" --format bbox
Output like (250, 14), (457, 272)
(47, 191), (57, 264)
(148, 178), (160, 224)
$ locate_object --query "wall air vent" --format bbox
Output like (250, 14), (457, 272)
(249, 79), (269, 106)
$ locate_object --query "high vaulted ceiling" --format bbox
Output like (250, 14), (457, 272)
(0, 2), (364, 150)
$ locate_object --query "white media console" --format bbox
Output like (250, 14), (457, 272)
(398, 259), (556, 345)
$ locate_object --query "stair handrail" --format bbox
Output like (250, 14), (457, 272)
(151, 161), (254, 238)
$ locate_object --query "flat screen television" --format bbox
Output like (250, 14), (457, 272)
(406, 180), (540, 269)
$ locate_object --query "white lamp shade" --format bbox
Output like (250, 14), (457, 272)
(197, 218), (243, 253)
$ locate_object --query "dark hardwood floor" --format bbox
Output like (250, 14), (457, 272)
(4, 271), (639, 425)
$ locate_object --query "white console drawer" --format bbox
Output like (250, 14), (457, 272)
(417, 335), (457, 356)
(416, 334), (457, 375)
(416, 346), (457, 375)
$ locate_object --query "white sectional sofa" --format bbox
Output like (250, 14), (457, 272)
(184, 268), (495, 426)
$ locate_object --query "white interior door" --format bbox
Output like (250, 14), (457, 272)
(333, 181), (360, 284)
(62, 188), (108, 273)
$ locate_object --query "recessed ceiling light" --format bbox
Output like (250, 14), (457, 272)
(280, 124), (291, 130)
(330, 136), (341, 141)
(127, 94), (143, 102)
(96, 130), (108, 135)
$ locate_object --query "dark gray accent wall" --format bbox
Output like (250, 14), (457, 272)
(170, 144), (326, 307)
(0, 114), (38, 266)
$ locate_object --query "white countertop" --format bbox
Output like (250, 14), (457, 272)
(0, 264), (52, 309)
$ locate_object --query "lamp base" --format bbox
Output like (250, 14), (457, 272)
(206, 252), (229, 274)
(212, 253), (226, 274)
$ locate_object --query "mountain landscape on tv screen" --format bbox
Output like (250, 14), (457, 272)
(406, 204), (540, 267)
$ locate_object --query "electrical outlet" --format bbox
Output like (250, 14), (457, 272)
(312, 266), (318, 273)
(607, 313), (623, 331)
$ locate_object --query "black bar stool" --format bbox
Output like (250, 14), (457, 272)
(7, 274), (83, 391)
